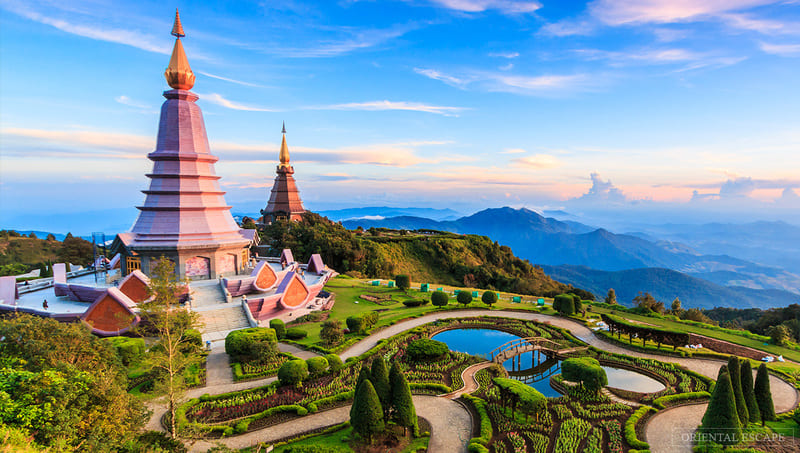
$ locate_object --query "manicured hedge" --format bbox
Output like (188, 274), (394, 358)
(562, 357), (608, 392)
(405, 338), (449, 362)
(306, 356), (329, 376)
(603, 313), (690, 350)
(653, 391), (711, 409)
(225, 327), (278, 361)
(105, 336), (145, 366)
(403, 299), (429, 307)
(462, 394), (492, 447)
(285, 328), (308, 340)
(625, 406), (655, 449)
(409, 382), (451, 393)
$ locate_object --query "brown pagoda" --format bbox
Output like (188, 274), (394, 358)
(260, 124), (306, 223)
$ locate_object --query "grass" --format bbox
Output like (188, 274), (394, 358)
(266, 425), (429, 453)
(766, 419), (800, 438)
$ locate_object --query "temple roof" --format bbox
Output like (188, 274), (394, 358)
(165, 9), (195, 90)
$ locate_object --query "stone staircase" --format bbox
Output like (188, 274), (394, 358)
(189, 280), (252, 343)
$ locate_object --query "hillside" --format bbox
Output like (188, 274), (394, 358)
(262, 212), (572, 297)
(0, 230), (94, 273)
(541, 265), (800, 309)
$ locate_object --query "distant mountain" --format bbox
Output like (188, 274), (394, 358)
(540, 265), (800, 310)
(319, 206), (462, 222)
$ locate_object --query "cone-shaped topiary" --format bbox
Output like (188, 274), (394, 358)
(754, 363), (776, 425)
(701, 372), (741, 447)
(370, 356), (391, 417)
(389, 362), (417, 436)
(739, 360), (760, 425)
(727, 356), (749, 426)
(350, 379), (385, 444)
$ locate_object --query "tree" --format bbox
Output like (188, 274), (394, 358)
(727, 356), (749, 426)
(671, 298), (683, 315)
(605, 288), (617, 305)
(269, 319), (286, 339)
(481, 291), (498, 308)
(633, 292), (665, 314)
(431, 290), (449, 308)
(395, 274), (410, 291)
(350, 379), (385, 444)
(370, 356), (391, 417)
(278, 359), (309, 387)
(456, 291), (473, 306)
(561, 357), (607, 392)
(740, 360), (761, 425)
(700, 372), (741, 447)
(553, 294), (575, 316)
(767, 324), (790, 346)
(320, 319), (344, 345)
(754, 363), (776, 425)
(57, 234), (93, 267)
(389, 362), (417, 435)
(138, 257), (202, 438)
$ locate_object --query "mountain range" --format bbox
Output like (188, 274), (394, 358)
(341, 207), (800, 309)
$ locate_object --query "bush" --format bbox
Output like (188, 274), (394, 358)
(105, 336), (145, 366)
(625, 406), (655, 449)
(278, 359), (309, 387)
(325, 354), (343, 373)
(456, 291), (473, 306)
(562, 357), (607, 392)
(320, 320), (344, 345)
(234, 420), (249, 434)
(481, 291), (498, 307)
(285, 328), (308, 340)
(306, 356), (329, 376)
(553, 294), (575, 315)
(346, 312), (378, 334)
(403, 299), (428, 307)
(395, 274), (410, 291)
(405, 338), (449, 362)
(306, 402), (318, 413)
(225, 328), (278, 362)
(269, 319), (286, 339)
(431, 290), (449, 308)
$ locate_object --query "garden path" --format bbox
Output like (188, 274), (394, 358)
(442, 361), (493, 399)
(186, 395), (471, 453)
(644, 403), (707, 453)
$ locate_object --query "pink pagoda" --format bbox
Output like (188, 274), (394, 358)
(113, 10), (256, 279)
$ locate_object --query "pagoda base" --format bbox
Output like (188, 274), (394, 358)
(123, 242), (251, 280)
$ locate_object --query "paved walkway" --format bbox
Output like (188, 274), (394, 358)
(187, 395), (471, 453)
(645, 403), (707, 453)
(442, 361), (493, 399)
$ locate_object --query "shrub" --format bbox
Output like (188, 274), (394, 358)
(182, 329), (204, 353)
(625, 406), (654, 449)
(727, 356), (749, 425)
(306, 402), (318, 413)
(403, 299), (428, 307)
(553, 294), (575, 315)
(234, 420), (249, 434)
(285, 328), (308, 340)
(481, 291), (497, 307)
(740, 360), (760, 424)
(350, 379), (384, 443)
(278, 359), (309, 387)
(306, 356), (329, 376)
(456, 291), (473, 306)
(325, 354), (343, 373)
(405, 338), (449, 362)
(105, 336), (145, 366)
(395, 274), (410, 291)
(269, 319), (286, 339)
(346, 316), (365, 334)
(562, 357), (607, 392)
(431, 291), (449, 308)
(320, 320), (343, 345)
(225, 328), (278, 362)
(700, 372), (740, 446)
(754, 363), (776, 424)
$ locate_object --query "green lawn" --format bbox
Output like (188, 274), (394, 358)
(266, 424), (429, 453)
(766, 419), (800, 438)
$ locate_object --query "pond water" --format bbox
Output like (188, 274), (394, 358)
(431, 328), (665, 397)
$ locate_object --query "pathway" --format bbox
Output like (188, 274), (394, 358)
(442, 361), (493, 399)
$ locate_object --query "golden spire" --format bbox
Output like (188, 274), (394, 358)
(165, 9), (195, 90)
(279, 122), (291, 168)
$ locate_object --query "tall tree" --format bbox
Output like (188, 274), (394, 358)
(605, 288), (617, 305)
(754, 363), (776, 425)
(389, 362), (417, 436)
(701, 372), (741, 447)
(138, 257), (202, 438)
(671, 298), (683, 314)
(350, 379), (385, 444)
(727, 356), (749, 426)
(370, 356), (391, 417)
(739, 360), (761, 425)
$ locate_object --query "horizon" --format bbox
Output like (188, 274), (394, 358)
(2, 0), (800, 234)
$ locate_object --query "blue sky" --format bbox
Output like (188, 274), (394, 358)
(1, 0), (799, 233)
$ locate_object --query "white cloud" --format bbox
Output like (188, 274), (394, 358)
(278, 24), (416, 57)
(759, 42), (800, 56)
(313, 100), (466, 116)
(512, 154), (561, 169)
(588, 0), (778, 26)
(429, 0), (542, 14)
(721, 13), (800, 35)
(197, 93), (278, 112)
(570, 172), (627, 204)
(489, 51), (520, 58)
(414, 68), (470, 87)
(501, 148), (526, 154)
(114, 96), (155, 112)
(486, 73), (593, 94)
(539, 20), (595, 37)
(197, 71), (263, 88)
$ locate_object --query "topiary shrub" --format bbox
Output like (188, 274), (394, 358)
(561, 357), (607, 392)
(269, 319), (286, 339)
(405, 338), (449, 362)
(225, 327), (278, 362)
(285, 328), (308, 340)
(553, 294), (575, 316)
(395, 274), (410, 291)
(481, 291), (498, 307)
(431, 291), (449, 308)
(325, 354), (343, 373)
(306, 356), (329, 377)
(346, 316), (365, 334)
(403, 299), (428, 307)
(278, 359), (309, 387)
(105, 336), (145, 366)
(456, 291), (473, 306)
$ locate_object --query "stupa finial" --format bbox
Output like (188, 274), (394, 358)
(279, 124), (290, 168)
(165, 9), (195, 90)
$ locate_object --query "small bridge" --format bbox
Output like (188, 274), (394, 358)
(488, 337), (588, 364)
(507, 356), (561, 384)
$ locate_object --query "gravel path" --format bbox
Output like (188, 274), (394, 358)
(645, 403), (707, 453)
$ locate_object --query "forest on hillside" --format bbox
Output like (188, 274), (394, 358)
(261, 213), (577, 297)
(0, 230), (94, 276)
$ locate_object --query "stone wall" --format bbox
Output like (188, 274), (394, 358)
(688, 333), (771, 360)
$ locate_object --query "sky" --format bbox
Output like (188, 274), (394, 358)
(1, 0), (799, 234)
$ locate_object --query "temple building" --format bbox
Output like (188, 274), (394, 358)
(112, 10), (256, 279)
(260, 124), (306, 224)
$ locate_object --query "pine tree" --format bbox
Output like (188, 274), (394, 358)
(389, 362), (417, 436)
(351, 365), (372, 420)
(739, 360), (761, 425)
(370, 356), (391, 418)
(727, 356), (749, 426)
(754, 363), (776, 425)
(350, 379), (385, 444)
(701, 372), (741, 447)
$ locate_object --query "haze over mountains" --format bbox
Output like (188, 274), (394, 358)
(341, 207), (800, 309)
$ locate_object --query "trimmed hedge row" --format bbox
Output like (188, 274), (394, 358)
(410, 382), (452, 394)
(462, 394), (492, 451)
(625, 405), (655, 450)
(603, 314), (689, 350)
(653, 391), (711, 409)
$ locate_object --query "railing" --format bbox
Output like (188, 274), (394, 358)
(487, 336), (564, 362)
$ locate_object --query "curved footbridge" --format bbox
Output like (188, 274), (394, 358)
(157, 309), (798, 453)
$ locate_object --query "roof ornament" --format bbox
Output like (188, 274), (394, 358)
(282, 121), (286, 134)
(171, 8), (185, 38)
(165, 8), (195, 90)
(279, 123), (291, 168)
